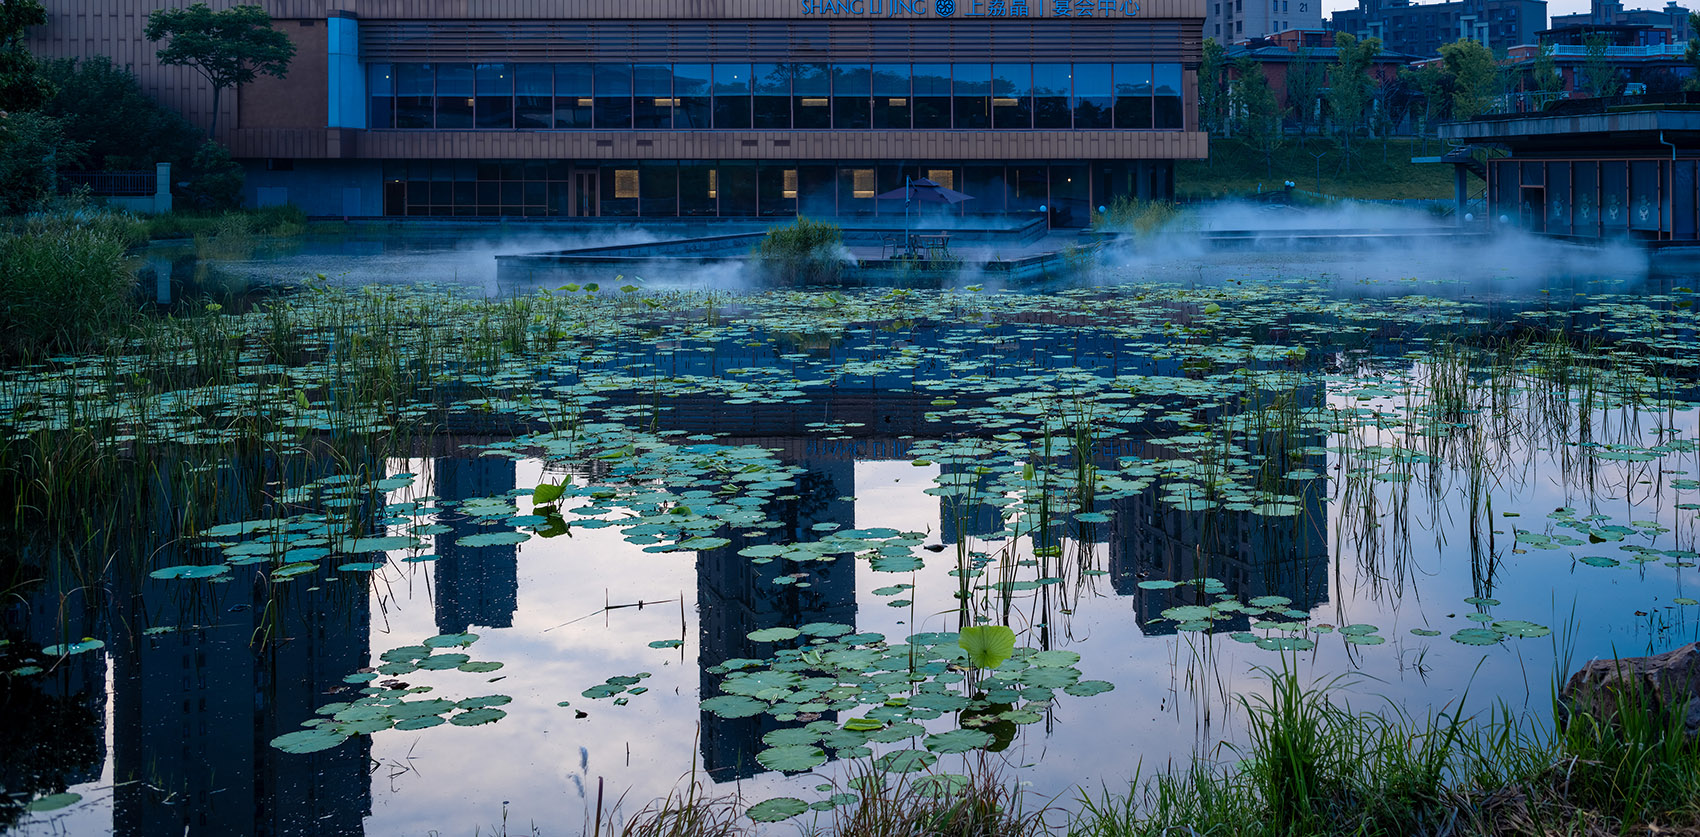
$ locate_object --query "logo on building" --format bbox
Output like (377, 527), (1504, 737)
(937, 0), (956, 14)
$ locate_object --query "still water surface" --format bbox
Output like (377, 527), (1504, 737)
(4, 227), (1698, 835)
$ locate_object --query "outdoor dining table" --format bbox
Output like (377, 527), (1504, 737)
(911, 233), (952, 258)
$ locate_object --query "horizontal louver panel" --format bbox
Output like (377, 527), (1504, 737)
(360, 19), (1199, 64)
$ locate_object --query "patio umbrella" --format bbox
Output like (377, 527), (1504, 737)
(873, 177), (975, 256)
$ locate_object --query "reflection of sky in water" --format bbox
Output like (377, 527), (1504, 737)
(8, 227), (1699, 835)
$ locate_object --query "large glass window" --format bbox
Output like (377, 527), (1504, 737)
(1113, 63), (1152, 130)
(1033, 63), (1071, 129)
(680, 164), (717, 215)
(436, 63), (474, 129)
(753, 63), (791, 128)
(640, 162), (677, 215)
(793, 63), (831, 129)
(713, 64), (751, 129)
(634, 63), (672, 129)
(758, 165), (798, 216)
(991, 63), (1031, 130)
(912, 64), (951, 129)
(833, 64), (871, 130)
(555, 63), (593, 129)
(395, 63), (434, 129)
(515, 64), (551, 129)
(839, 167), (876, 215)
(674, 64), (711, 129)
(872, 63), (910, 130)
(953, 63), (991, 130)
(603, 166), (638, 216)
(476, 63), (513, 129)
(720, 163), (757, 215)
(368, 63), (394, 129)
(1072, 63), (1112, 129)
(594, 63), (632, 129)
(1154, 63), (1184, 129)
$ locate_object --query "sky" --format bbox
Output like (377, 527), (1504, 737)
(1321, 0), (1678, 21)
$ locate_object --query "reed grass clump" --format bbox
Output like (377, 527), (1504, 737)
(754, 217), (845, 285)
(1068, 663), (1700, 837)
(0, 211), (139, 355)
(1091, 197), (1181, 237)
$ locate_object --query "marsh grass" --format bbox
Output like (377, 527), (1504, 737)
(1069, 662), (1700, 837)
(0, 212), (140, 355)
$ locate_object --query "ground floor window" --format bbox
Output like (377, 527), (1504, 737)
(378, 159), (1175, 225)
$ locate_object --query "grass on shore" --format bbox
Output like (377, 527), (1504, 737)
(1179, 136), (1467, 202)
(576, 661), (1700, 837)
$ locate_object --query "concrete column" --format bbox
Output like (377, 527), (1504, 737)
(154, 162), (173, 213)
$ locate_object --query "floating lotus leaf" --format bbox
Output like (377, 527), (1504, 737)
(958, 625), (1016, 669)
(701, 695), (769, 718)
(1492, 620), (1551, 638)
(874, 748), (937, 773)
(1028, 650), (1081, 668)
(747, 627), (801, 643)
(923, 729), (994, 754)
(417, 653), (471, 670)
(450, 707), (507, 726)
(24, 793), (82, 812)
(456, 531), (530, 547)
(42, 639), (104, 656)
(424, 633), (479, 648)
(756, 745), (827, 773)
(150, 564), (230, 580)
(1450, 628), (1503, 646)
(1064, 679), (1115, 697)
(1160, 606), (1214, 622)
(271, 728), (349, 754)
(747, 797), (808, 822)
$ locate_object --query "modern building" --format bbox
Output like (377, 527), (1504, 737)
(1207, 0), (1323, 45)
(28, 0), (1208, 226)
(1552, 0), (1691, 42)
(1442, 106), (1700, 241)
(1330, 0), (1547, 58)
(1500, 21), (1693, 111)
(1224, 30), (1421, 127)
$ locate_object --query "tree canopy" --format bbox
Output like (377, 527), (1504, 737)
(1439, 39), (1500, 120)
(144, 3), (295, 137)
(0, 0), (52, 111)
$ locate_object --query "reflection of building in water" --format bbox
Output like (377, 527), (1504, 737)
(1110, 416), (1331, 635)
(697, 459), (857, 782)
(0, 573), (107, 829)
(109, 451), (374, 836)
(939, 460), (1004, 545)
(433, 457), (520, 633)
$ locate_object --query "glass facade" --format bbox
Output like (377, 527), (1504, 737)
(380, 159), (1172, 224)
(366, 61), (1186, 131)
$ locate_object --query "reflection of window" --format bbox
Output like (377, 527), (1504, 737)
(615, 170), (639, 198)
(802, 98), (829, 107)
(852, 169), (875, 198)
(783, 169), (798, 199)
(708, 169), (718, 199)
(927, 169), (955, 189)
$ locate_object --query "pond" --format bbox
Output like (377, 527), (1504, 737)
(3, 223), (1698, 835)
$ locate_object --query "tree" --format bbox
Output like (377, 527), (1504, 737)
(0, 111), (84, 214)
(1686, 13), (1700, 91)
(1232, 57), (1285, 177)
(38, 57), (202, 171)
(1401, 63), (1451, 137)
(1200, 39), (1229, 137)
(144, 3), (295, 138)
(1328, 32), (1382, 171)
(0, 0), (52, 111)
(1440, 38), (1500, 119)
(1583, 33), (1623, 98)
(1531, 42), (1563, 108)
(1286, 46), (1326, 141)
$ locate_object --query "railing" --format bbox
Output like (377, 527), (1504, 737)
(57, 170), (157, 197)
(1548, 43), (1686, 58)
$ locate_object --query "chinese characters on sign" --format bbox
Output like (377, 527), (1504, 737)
(800, 0), (1138, 16)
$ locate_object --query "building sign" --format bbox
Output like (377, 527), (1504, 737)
(801, 0), (1139, 17)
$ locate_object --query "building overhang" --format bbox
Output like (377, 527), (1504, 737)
(1440, 108), (1700, 153)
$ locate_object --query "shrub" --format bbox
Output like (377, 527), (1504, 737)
(183, 141), (245, 211)
(0, 212), (138, 355)
(0, 111), (86, 215)
(754, 217), (845, 285)
(1091, 196), (1181, 236)
(37, 56), (202, 172)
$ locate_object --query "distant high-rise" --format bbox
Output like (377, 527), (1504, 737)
(1208, 0), (1325, 43)
(1331, 0), (1548, 57)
